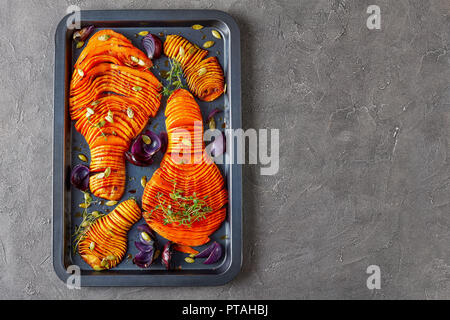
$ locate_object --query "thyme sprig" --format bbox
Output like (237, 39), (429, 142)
(150, 181), (212, 227)
(160, 59), (187, 97)
(72, 191), (106, 255)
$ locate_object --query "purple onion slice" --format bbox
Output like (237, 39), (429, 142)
(70, 164), (90, 191)
(142, 34), (162, 59)
(203, 242), (223, 264)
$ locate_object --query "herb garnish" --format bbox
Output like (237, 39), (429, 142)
(72, 191), (105, 255)
(150, 181), (212, 227)
(160, 59), (187, 97)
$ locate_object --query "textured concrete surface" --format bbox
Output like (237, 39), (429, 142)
(0, 0), (449, 299)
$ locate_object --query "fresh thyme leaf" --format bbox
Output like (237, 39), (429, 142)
(153, 183), (212, 227)
(161, 59), (187, 97)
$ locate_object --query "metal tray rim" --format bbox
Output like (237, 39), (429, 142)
(52, 9), (242, 287)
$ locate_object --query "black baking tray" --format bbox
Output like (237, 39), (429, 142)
(53, 10), (242, 286)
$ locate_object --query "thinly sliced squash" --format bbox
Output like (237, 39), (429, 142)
(79, 199), (141, 270)
(142, 89), (227, 246)
(164, 35), (225, 102)
(70, 29), (161, 200)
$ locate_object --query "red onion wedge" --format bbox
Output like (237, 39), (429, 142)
(70, 164), (90, 191)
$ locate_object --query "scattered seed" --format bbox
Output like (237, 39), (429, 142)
(106, 255), (116, 261)
(93, 266), (104, 271)
(189, 253), (196, 258)
(86, 108), (95, 116)
(211, 30), (221, 39)
(89, 242), (95, 250)
(141, 176), (147, 188)
(96, 172), (105, 179)
(142, 134), (151, 145)
(78, 154), (88, 162)
(132, 86), (142, 92)
(208, 117), (216, 130)
(105, 200), (117, 206)
(80, 220), (89, 227)
(223, 83), (227, 93)
(138, 59), (146, 66)
(100, 258), (108, 267)
(77, 68), (84, 77)
(192, 24), (204, 30)
(184, 257), (195, 263)
(198, 67), (207, 76)
(178, 46), (185, 57)
(76, 41), (85, 49)
(127, 107), (134, 119)
(141, 232), (151, 242)
(98, 34), (111, 41)
(203, 41), (215, 48)
(104, 167), (111, 178)
(92, 211), (101, 218)
(130, 56), (139, 63)
(138, 31), (149, 36)
(105, 115), (113, 123)
(79, 203), (90, 209)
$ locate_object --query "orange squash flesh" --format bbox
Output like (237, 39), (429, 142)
(79, 199), (141, 270)
(142, 89), (227, 247)
(163, 35), (225, 102)
(70, 29), (161, 200)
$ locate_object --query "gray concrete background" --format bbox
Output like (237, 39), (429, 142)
(0, 0), (449, 299)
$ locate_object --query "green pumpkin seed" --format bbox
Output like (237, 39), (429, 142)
(130, 55), (139, 63)
(211, 30), (222, 39)
(141, 232), (151, 242)
(100, 258), (108, 267)
(189, 253), (196, 258)
(208, 117), (216, 130)
(93, 266), (104, 271)
(192, 24), (204, 30)
(80, 220), (89, 228)
(86, 107), (95, 115)
(138, 59), (146, 66)
(179, 46), (185, 57)
(105, 200), (117, 206)
(76, 41), (85, 49)
(104, 167), (111, 178)
(198, 67), (207, 76)
(84, 192), (92, 203)
(142, 134), (151, 145)
(98, 34), (111, 41)
(78, 154), (88, 162)
(203, 41), (215, 48)
(96, 172), (105, 179)
(132, 86), (142, 92)
(77, 68), (84, 77)
(127, 107), (134, 119)
(223, 83), (227, 93)
(106, 255), (116, 261)
(184, 257), (195, 263)
(91, 100), (100, 106)
(138, 31), (149, 36)
(92, 211), (101, 218)
(89, 242), (95, 250)
(141, 176), (147, 188)
(79, 203), (90, 209)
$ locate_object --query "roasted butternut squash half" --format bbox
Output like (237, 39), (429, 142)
(70, 29), (162, 200)
(142, 89), (227, 246)
(164, 35), (225, 102)
(78, 199), (141, 270)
